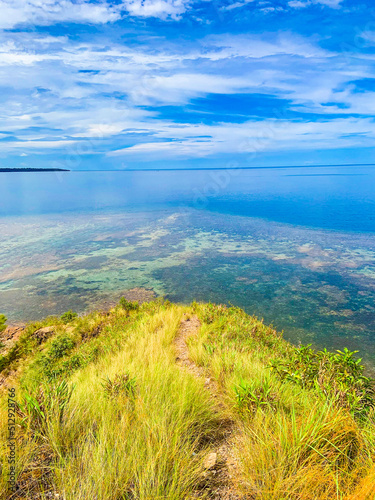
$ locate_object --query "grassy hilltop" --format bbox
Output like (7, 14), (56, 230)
(0, 299), (374, 499)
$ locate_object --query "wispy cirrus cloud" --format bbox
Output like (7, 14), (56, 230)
(107, 117), (375, 159)
(288, 0), (343, 8)
(221, 0), (255, 12)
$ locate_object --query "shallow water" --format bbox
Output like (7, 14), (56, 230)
(1, 166), (375, 370)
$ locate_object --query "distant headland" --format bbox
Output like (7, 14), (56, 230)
(0, 168), (69, 172)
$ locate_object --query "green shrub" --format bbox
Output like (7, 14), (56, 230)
(48, 335), (75, 360)
(62, 353), (84, 371)
(119, 297), (139, 312)
(60, 310), (78, 324)
(270, 345), (375, 418)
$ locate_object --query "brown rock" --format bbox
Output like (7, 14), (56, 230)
(203, 452), (217, 470)
(1, 326), (25, 342)
(0, 326), (25, 355)
(33, 326), (55, 344)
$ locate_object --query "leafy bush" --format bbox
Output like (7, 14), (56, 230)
(62, 353), (83, 371)
(60, 310), (78, 324)
(270, 345), (374, 418)
(48, 335), (75, 360)
(0, 314), (7, 333)
(119, 297), (139, 312)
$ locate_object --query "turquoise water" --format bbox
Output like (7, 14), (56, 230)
(1, 166), (375, 371)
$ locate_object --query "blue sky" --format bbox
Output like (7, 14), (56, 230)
(0, 0), (375, 170)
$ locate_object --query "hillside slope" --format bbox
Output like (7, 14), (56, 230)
(0, 300), (374, 499)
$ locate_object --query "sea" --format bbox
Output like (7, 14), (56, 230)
(1, 165), (375, 371)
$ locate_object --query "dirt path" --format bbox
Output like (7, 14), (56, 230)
(175, 313), (242, 500)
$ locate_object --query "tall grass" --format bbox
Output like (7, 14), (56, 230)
(0, 303), (218, 499)
(190, 302), (375, 500)
(0, 300), (374, 499)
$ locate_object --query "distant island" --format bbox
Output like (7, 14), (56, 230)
(0, 168), (69, 172)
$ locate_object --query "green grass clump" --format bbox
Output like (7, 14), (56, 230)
(17, 379), (75, 438)
(101, 372), (137, 400)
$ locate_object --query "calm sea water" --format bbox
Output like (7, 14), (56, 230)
(1, 166), (375, 370)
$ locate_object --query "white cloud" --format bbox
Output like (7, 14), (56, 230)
(2, 139), (77, 151)
(130, 72), (251, 103)
(108, 117), (375, 159)
(0, 0), (347, 31)
(0, 41), (56, 65)
(111, 138), (215, 156)
(221, 0), (254, 12)
(0, 29), (374, 160)
(85, 124), (127, 137)
(315, 0), (343, 6)
(122, 0), (191, 19)
(0, 0), (121, 29)
(202, 33), (332, 59)
(288, 0), (311, 7)
(288, 0), (343, 8)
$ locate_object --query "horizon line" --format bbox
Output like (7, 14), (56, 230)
(73, 163), (375, 172)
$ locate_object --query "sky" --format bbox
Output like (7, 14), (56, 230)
(0, 0), (374, 170)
